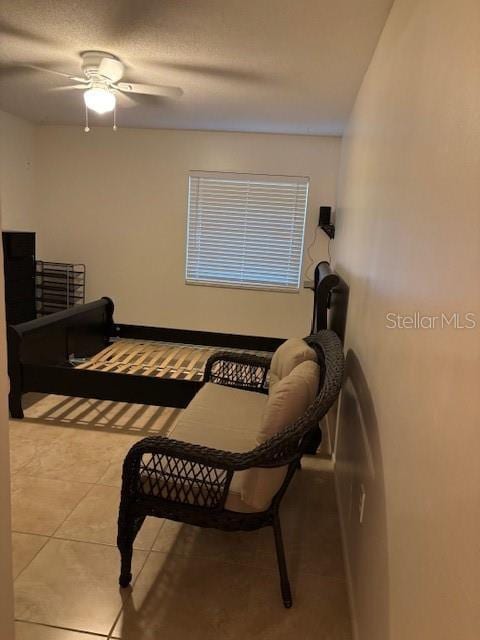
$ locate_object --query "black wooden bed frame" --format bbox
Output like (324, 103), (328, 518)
(7, 261), (340, 421)
(7, 298), (284, 420)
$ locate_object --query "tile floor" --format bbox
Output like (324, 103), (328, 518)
(10, 393), (352, 640)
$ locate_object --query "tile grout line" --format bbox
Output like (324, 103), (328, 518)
(12, 456), (159, 580)
(14, 534), (137, 637)
(106, 518), (169, 638)
(106, 518), (169, 637)
(103, 544), (350, 639)
(45, 532), (158, 553)
(15, 619), (108, 637)
(14, 533), (150, 552)
(12, 471), (99, 487)
(11, 533), (49, 583)
(14, 532), (155, 638)
(106, 541), (156, 639)
(48, 481), (100, 539)
(9, 436), (60, 477)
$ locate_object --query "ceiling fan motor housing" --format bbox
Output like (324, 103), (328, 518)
(81, 51), (123, 83)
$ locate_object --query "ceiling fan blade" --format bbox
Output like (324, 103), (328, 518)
(24, 64), (88, 83)
(115, 82), (183, 98)
(116, 91), (140, 108)
(98, 57), (124, 83)
(49, 84), (87, 92)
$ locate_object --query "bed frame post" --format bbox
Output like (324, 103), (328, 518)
(311, 261), (340, 334)
(103, 296), (115, 339)
(8, 393), (23, 420)
(7, 326), (24, 419)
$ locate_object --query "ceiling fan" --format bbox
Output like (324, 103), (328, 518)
(29, 51), (183, 131)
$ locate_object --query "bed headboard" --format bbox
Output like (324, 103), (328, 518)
(8, 297), (114, 366)
(311, 261), (340, 334)
(328, 273), (349, 344)
(310, 261), (349, 343)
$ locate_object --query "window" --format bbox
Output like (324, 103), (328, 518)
(186, 171), (309, 291)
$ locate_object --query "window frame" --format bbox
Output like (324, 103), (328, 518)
(185, 170), (310, 294)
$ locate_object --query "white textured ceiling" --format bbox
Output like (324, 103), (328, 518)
(0, 0), (393, 134)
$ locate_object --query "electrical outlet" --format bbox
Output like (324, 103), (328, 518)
(359, 484), (366, 524)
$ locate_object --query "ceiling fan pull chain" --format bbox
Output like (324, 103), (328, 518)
(113, 104), (118, 131)
(84, 103), (90, 133)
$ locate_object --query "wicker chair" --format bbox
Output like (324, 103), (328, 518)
(117, 330), (344, 608)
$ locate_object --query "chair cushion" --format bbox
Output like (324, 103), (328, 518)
(259, 360), (320, 443)
(228, 465), (289, 512)
(232, 360), (320, 512)
(171, 382), (266, 450)
(157, 383), (269, 512)
(269, 338), (317, 389)
(140, 357), (319, 514)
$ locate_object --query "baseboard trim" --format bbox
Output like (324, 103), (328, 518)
(333, 463), (359, 640)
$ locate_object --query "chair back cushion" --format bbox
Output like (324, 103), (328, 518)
(259, 360), (320, 443)
(235, 360), (320, 512)
(269, 338), (317, 389)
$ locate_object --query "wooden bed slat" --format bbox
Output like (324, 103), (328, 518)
(75, 339), (270, 384)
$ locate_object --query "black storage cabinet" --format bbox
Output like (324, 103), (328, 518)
(2, 231), (36, 324)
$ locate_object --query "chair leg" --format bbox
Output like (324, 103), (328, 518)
(117, 511), (144, 588)
(118, 542), (133, 588)
(272, 514), (292, 608)
(303, 425), (322, 454)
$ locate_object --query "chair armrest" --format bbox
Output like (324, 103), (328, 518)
(124, 435), (249, 473)
(203, 351), (272, 392)
(123, 431), (300, 483)
(120, 427), (304, 509)
(121, 435), (251, 509)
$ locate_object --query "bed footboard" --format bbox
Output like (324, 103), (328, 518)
(7, 297), (114, 418)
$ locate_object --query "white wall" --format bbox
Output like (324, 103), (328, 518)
(333, 1), (480, 639)
(0, 110), (36, 231)
(34, 127), (340, 336)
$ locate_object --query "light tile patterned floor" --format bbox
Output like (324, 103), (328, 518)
(10, 394), (352, 640)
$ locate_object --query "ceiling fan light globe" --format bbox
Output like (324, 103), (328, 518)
(83, 87), (116, 114)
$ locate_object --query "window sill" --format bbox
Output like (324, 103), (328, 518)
(185, 280), (301, 294)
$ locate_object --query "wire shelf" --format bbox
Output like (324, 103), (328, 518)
(36, 260), (86, 316)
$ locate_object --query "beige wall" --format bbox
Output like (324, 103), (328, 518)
(34, 127), (340, 336)
(0, 198), (15, 636)
(333, 1), (480, 639)
(0, 110), (36, 231)
(0, 108), (23, 637)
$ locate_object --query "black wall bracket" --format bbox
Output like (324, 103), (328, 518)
(320, 224), (335, 239)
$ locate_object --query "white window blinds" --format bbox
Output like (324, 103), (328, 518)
(186, 171), (309, 291)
